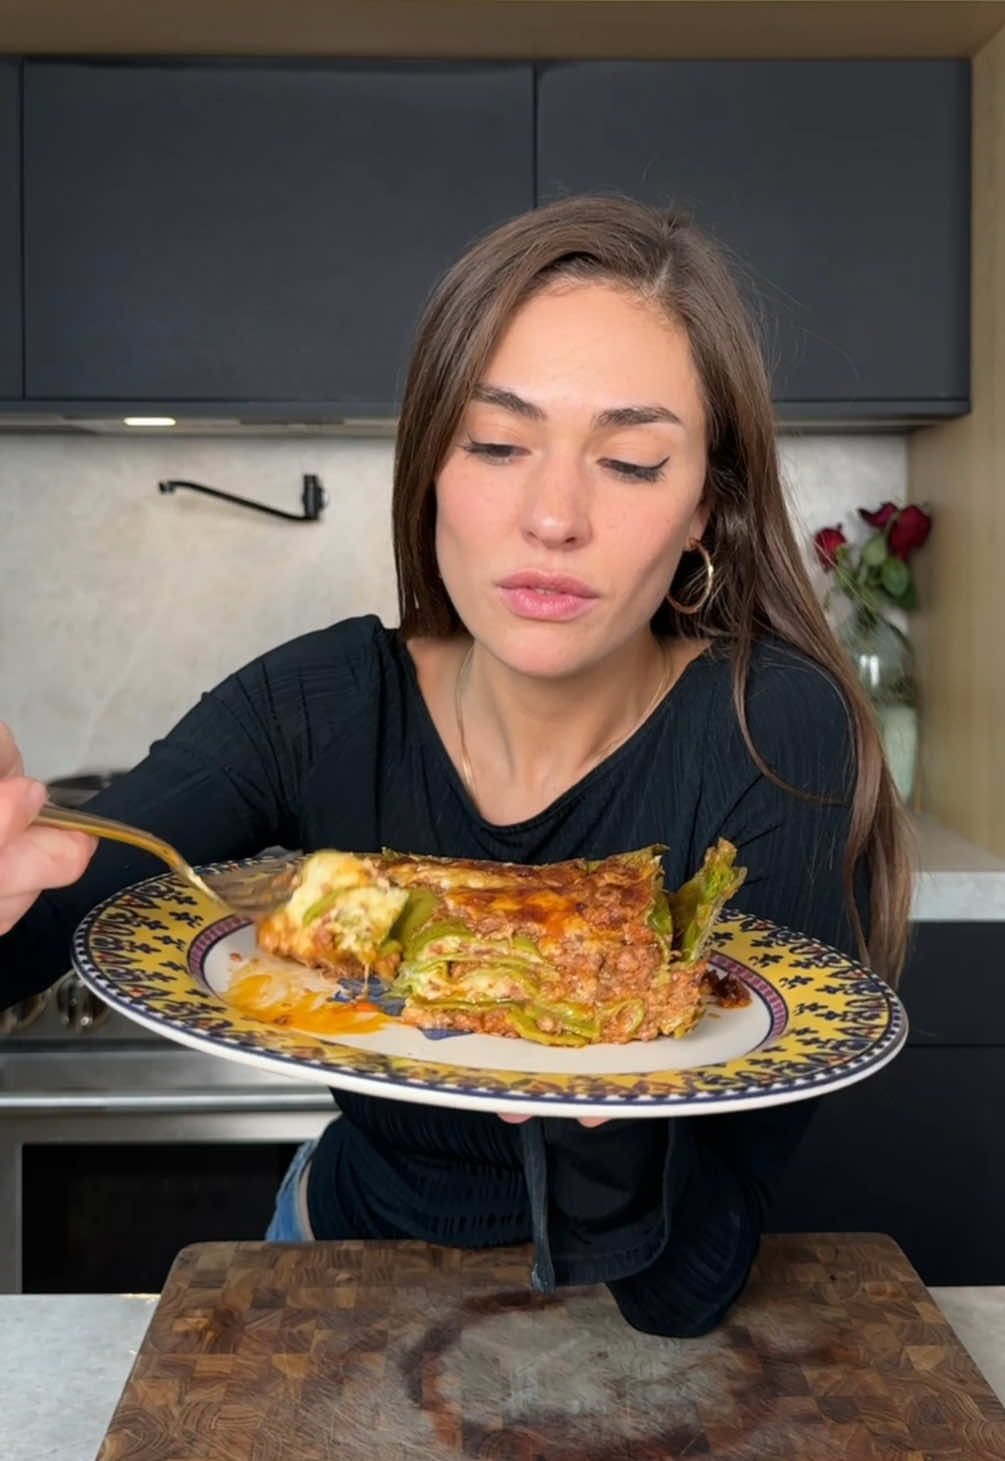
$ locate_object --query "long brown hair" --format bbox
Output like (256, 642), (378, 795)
(392, 195), (913, 981)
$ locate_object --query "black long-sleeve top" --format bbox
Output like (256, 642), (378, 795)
(1, 616), (861, 1335)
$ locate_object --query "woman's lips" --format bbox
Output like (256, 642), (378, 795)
(497, 572), (600, 623)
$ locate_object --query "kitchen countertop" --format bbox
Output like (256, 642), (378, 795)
(912, 813), (1005, 920)
(1, 1294), (157, 1461)
(2, 1285), (1003, 1461)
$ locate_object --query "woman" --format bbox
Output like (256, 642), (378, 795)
(0, 196), (912, 1336)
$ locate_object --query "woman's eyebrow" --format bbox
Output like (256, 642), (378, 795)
(595, 404), (684, 430)
(471, 384), (683, 430)
(471, 384), (545, 420)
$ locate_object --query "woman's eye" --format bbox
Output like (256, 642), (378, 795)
(463, 439), (525, 464)
(601, 456), (670, 483)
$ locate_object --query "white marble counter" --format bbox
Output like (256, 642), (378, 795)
(930, 1286), (1005, 1401)
(1, 1294), (157, 1461)
(913, 814), (1005, 921)
(1, 1287), (1002, 1460)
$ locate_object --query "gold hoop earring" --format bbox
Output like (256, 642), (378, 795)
(667, 538), (714, 616)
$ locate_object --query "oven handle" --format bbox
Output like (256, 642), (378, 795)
(0, 1090), (335, 1114)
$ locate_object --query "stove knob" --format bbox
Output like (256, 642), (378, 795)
(54, 973), (109, 1032)
(0, 990), (50, 1034)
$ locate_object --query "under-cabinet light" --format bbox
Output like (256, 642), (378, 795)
(123, 416), (177, 427)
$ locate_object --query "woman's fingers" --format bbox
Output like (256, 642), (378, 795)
(0, 819), (98, 895)
(0, 770), (98, 935)
(497, 1112), (610, 1127)
(0, 721), (25, 779)
(0, 775), (46, 849)
(0, 827), (98, 935)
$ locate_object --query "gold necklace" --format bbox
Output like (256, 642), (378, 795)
(453, 640), (675, 803)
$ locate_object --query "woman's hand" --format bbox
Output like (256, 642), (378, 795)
(499, 1113), (610, 1128)
(0, 722), (98, 936)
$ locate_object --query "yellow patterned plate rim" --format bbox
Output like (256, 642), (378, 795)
(72, 863), (908, 1119)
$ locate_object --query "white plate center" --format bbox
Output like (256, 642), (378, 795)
(202, 925), (775, 1075)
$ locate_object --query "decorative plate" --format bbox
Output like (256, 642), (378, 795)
(72, 863), (908, 1120)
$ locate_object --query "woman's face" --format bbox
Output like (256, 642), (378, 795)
(434, 280), (709, 679)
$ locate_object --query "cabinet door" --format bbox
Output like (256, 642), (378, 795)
(0, 62), (21, 399)
(537, 61), (970, 416)
(898, 921), (1005, 1046)
(23, 62), (533, 408)
(768, 1046), (1005, 1285)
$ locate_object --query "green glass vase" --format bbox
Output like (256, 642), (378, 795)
(836, 601), (919, 805)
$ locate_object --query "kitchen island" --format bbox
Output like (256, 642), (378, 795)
(2, 1282), (1004, 1461)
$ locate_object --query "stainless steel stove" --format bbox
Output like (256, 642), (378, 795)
(0, 772), (333, 1293)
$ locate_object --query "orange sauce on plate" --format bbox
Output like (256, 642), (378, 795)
(225, 966), (390, 1036)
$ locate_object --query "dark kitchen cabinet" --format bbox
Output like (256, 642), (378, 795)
(769, 922), (1004, 1284)
(0, 62), (21, 399)
(22, 61), (533, 410)
(537, 61), (971, 419)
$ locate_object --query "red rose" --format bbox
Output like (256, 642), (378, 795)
(859, 501), (899, 529)
(813, 525), (847, 570)
(888, 504), (932, 562)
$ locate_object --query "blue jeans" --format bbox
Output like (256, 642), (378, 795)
(265, 1137), (318, 1241)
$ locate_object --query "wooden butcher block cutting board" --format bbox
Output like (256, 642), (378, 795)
(96, 1234), (1005, 1461)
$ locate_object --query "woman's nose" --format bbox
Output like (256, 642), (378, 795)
(520, 464), (592, 550)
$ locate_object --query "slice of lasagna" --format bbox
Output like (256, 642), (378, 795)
(256, 841), (747, 1046)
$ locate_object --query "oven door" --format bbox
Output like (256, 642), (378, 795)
(0, 1048), (334, 1292)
